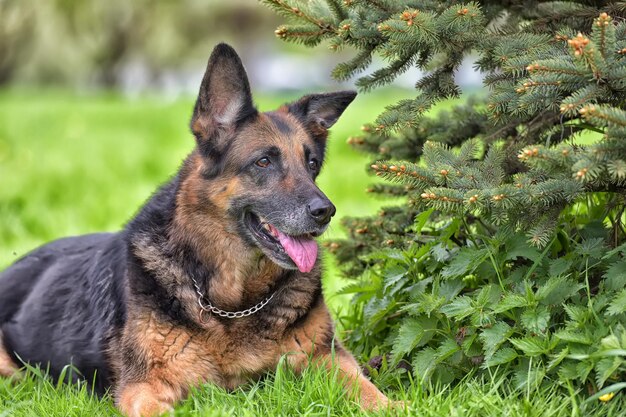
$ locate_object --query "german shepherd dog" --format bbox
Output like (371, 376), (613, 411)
(0, 44), (395, 416)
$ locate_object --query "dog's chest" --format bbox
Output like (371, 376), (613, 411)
(137, 311), (288, 390)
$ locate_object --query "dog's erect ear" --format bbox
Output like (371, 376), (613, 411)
(190, 43), (256, 144)
(286, 91), (357, 140)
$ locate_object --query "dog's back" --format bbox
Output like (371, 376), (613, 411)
(0, 233), (127, 392)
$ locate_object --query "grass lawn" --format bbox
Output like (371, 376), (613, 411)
(0, 89), (624, 416)
(3, 361), (624, 417)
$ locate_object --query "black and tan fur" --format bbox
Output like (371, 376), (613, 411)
(0, 44), (395, 416)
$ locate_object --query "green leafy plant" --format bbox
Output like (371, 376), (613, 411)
(339, 219), (626, 391)
(263, 0), (626, 396)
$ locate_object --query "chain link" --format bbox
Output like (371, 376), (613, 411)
(191, 277), (276, 319)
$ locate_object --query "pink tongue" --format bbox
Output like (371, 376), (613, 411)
(275, 230), (318, 273)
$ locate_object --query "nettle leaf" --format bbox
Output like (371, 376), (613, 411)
(439, 278), (465, 301)
(471, 286), (501, 327)
(591, 293), (612, 316)
(363, 248), (405, 262)
(392, 317), (437, 358)
(337, 280), (380, 295)
(604, 261), (626, 291)
(475, 284), (502, 307)
(471, 308), (496, 327)
(364, 297), (397, 325)
(483, 347), (518, 368)
(406, 243), (433, 263)
(595, 357), (624, 387)
(549, 257), (573, 277)
(606, 288), (626, 316)
(603, 242), (626, 259)
(432, 365), (456, 385)
(578, 220), (608, 242)
(559, 361), (581, 381)
(440, 296), (474, 319)
(462, 332), (481, 357)
(600, 333), (623, 350)
(576, 360), (594, 382)
(548, 348), (569, 371)
(493, 293), (530, 313)
(392, 320), (422, 359)
(440, 218), (462, 242)
(555, 329), (594, 345)
(510, 337), (549, 357)
(361, 249), (396, 262)
(479, 321), (514, 359)
(430, 243), (450, 263)
(413, 208), (435, 234)
(436, 337), (461, 363)
(521, 306), (550, 334)
(409, 276), (433, 299)
(441, 248), (489, 278)
(575, 238), (607, 259)
(382, 264), (407, 295)
(563, 304), (589, 324)
(403, 292), (445, 315)
(536, 276), (582, 306)
(505, 234), (542, 262)
(413, 347), (437, 383)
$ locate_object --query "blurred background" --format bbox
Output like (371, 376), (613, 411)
(0, 0), (480, 312)
(1, 0), (346, 93)
(0, 0), (482, 93)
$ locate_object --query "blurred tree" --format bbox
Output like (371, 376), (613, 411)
(0, 0), (281, 88)
(60, 0), (147, 87)
(0, 0), (36, 84)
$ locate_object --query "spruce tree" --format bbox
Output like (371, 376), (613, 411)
(263, 0), (626, 393)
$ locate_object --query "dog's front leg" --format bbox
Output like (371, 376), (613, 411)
(320, 345), (395, 410)
(116, 380), (176, 417)
(0, 331), (22, 380)
(287, 341), (393, 411)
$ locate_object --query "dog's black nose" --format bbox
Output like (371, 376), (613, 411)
(307, 197), (336, 225)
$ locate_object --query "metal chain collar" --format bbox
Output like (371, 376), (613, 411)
(191, 277), (276, 319)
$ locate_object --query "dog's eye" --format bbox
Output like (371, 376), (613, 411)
(256, 157), (271, 168)
(308, 159), (319, 171)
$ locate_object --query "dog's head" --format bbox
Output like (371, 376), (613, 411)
(185, 43), (356, 273)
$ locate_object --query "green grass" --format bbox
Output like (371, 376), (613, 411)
(1, 89), (624, 416)
(2, 361), (625, 417)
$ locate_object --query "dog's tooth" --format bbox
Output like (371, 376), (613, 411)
(263, 223), (271, 232)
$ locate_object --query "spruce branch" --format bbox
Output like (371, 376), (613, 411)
(263, 0), (336, 36)
(592, 12), (616, 62)
(275, 24), (334, 46)
(580, 104), (626, 128)
(331, 44), (376, 80)
(326, 0), (348, 21)
(370, 161), (437, 189)
(355, 52), (416, 91)
(560, 85), (609, 117)
(354, 0), (395, 14)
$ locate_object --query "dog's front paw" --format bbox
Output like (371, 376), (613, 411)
(127, 400), (173, 417)
(389, 400), (410, 411)
(365, 397), (410, 413)
(117, 383), (175, 417)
